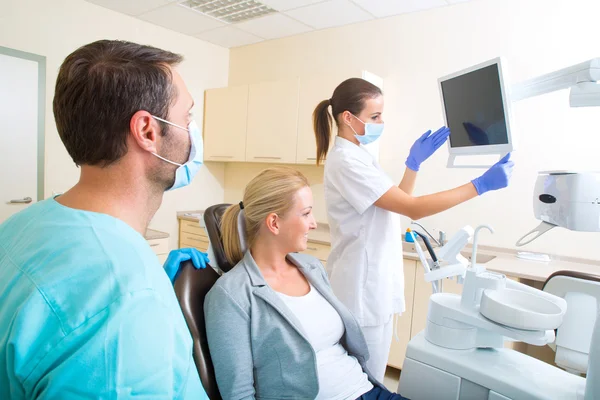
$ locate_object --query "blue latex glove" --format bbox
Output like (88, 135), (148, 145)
(405, 126), (451, 171)
(163, 248), (209, 283)
(472, 153), (514, 195)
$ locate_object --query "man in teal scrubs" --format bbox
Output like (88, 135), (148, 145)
(0, 40), (209, 399)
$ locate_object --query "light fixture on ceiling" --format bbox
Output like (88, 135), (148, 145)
(179, 0), (276, 23)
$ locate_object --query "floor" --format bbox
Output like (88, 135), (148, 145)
(383, 366), (401, 392)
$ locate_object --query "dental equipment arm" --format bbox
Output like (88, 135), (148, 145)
(511, 58), (600, 106)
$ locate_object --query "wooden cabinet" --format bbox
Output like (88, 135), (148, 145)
(202, 71), (382, 165)
(203, 85), (248, 162)
(179, 219), (209, 252)
(301, 241), (330, 264)
(245, 79), (299, 164)
(147, 236), (169, 264)
(296, 75), (340, 165)
(388, 260), (417, 369)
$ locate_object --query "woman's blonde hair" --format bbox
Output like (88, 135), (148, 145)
(221, 167), (310, 266)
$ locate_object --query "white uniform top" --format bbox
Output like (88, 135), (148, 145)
(277, 284), (373, 400)
(324, 136), (405, 327)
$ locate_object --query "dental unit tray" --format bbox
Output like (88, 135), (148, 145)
(400, 225), (581, 399)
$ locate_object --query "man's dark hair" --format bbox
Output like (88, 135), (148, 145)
(53, 40), (183, 166)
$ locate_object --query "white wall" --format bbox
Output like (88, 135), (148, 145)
(0, 0), (230, 247)
(226, 0), (600, 260)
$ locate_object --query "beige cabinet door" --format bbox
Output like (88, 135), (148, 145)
(296, 75), (340, 165)
(204, 85), (248, 162)
(388, 260), (417, 369)
(246, 79), (299, 164)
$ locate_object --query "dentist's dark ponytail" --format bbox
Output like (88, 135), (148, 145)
(313, 99), (332, 165)
(312, 78), (382, 165)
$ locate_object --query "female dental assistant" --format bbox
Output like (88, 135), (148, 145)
(312, 77), (514, 381)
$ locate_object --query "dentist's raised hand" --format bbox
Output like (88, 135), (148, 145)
(405, 126), (451, 171)
(471, 153), (514, 195)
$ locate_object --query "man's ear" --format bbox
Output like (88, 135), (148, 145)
(130, 110), (159, 153)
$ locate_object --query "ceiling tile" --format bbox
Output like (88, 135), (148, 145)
(259, 0), (326, 12)
(285, 0), (373, 30)
(352, 0), (447, 18)
(196, 26), (264, 48)
(139, 3), (225, 35)
(85, 0), (177, 16)
(234, 13), (312, 40)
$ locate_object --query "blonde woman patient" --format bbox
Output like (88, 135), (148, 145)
(204, 167), (409, 400)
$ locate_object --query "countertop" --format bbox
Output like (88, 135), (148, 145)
(145, 228), (169, 240)
(177, 210), (205, 223)
(402, 245), (600, 283)
(177, 210), (331, 242)
(177, 210), (600, 282)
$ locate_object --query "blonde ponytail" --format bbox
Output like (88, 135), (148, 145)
(221, 203), (245, 266)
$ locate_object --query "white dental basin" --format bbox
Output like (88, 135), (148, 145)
(480, 288), (566, 331)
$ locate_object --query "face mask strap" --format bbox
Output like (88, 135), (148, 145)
(152, 115), (189, 132)
(350, 113), (366, 125)
(347, 113), (365, 136)
(151, 152), (183, 167)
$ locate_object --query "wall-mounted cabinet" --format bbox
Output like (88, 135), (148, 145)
(295, 74), (343, 165)
(203, 71), (383, 165)
(203, 85), (248, 162)
(246, 78), (299, 164)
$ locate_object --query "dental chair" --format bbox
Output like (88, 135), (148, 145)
(203, 203), (235, 273)
(174, 260), (222, 400)
(173, 203), (237, 400)
(543, 270), (600, 376)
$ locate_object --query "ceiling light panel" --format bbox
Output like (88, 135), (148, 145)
(180, 0), (276, 23)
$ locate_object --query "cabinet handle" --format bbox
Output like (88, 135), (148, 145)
(150, 243), (159, 247)
(253, 156), (282, 160)
(209, 155), (234, 158)
(307, 246), (318, 251)
(9, 197), (32, 204)
(306, 157), (316, 161)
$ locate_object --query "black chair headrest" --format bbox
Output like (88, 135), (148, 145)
(203, 204), (235, 273)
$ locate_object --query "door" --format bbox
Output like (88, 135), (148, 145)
(0, 47), (45, 223)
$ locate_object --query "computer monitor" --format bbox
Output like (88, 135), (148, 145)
(438, 58), (513, 168)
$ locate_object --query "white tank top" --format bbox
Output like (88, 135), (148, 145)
(277, 284), (373, 400)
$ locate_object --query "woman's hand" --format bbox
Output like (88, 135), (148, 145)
(405, 126), (451, 171)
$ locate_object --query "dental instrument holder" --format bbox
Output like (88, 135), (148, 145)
(410, 228), (470, 295)
(412, 224), (565, 348)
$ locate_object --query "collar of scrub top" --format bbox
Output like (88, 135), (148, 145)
(334, 136), (374, 165)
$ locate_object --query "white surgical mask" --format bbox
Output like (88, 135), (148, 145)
(151, 116), (204, 191)
(349, 114), (384, 145)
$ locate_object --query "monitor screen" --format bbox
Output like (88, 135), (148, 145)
(440, 63), (509, 148)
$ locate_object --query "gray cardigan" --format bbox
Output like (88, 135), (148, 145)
(204, 251), (384, 400)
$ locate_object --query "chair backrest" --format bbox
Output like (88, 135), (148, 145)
(203, 203), (235, 273)
(543, 270), (600, 375)
(174, 260), (222, 400)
